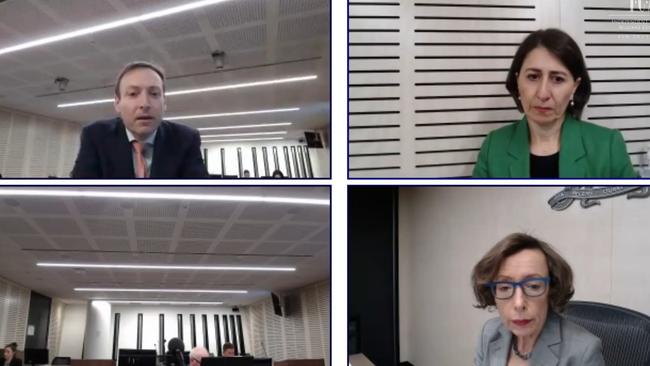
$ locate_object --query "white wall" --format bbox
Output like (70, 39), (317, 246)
(204, 140), (329, 178)
(398, 187), (650, 365)
(244, 281), (330, 366)
(83, 301), (113, 359)
(0, 106), (80, 178)
(111, 305), (246, 356)
(0, 275), (30, 350)
(58, 304), (88, 359)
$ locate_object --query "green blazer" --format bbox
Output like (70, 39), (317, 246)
(472, 115), (637, 178)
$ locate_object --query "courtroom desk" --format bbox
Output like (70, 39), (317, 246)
(273, 360), (324, 366)
(71, 359), (115, 366)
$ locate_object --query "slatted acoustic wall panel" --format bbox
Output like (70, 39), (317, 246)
(0, 276), (30, 349)
(47, 299), (65, 358)
(0, 107), (81, 178)
(350, 0), (650, 177)
(567, 0), (650, 170)
(411, 0), (541, 177)
(244, 281), (329, 366)
(349, 0), (404, 177)
(349, 0), (543, 177)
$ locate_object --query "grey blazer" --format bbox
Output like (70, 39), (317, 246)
(474, 312), (605, 366)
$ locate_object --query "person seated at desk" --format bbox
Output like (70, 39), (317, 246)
(472, 29), (636, 178)
(189, 347), (209, 366)
(221, 343), (235, 357)
(3, 343), (22, 366)
(472, 233), (605, 365)
(71, 61), (208, 178)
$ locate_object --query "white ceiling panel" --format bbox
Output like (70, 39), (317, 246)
(84, 218), (129, 236)
(267, 224), (320, 241)
(223, 223), (272, 240)
(0, 217), (37, 234)
(0, 0), (330, 139)
(279, 0), (328, 15)
(204, 0), (266, 29)
(0, 186), (329, 305)
(8, 236), (52, 250)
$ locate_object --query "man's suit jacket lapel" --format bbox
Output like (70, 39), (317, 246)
(110, 119), (136, 178)
(506, 118), (530, 178)
(559, 116), (587, 178)
(530, 312), (562, 366)
(150, 121), (168, 178)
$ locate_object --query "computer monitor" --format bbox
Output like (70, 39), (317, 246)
(251, 359), (271, 366)
(163, 351), (190, 366)
(118, 349), (157, 366)
(200, 356), (253, 366)
(24, 348), (48, 365)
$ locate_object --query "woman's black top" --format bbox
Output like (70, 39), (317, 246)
(530, 152), (560, 178)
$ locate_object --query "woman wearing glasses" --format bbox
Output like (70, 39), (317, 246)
(471, 233), (605, 366)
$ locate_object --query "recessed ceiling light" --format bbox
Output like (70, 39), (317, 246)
(0, 189), (329, 206)
(197, 122), (292, 131)
(38, 263), (296, 272)
(201, 131), (287, 138)
(76, 288), (247, 294)
(105, 301), (224, 305)
(166, 107), (299, 120)
(0, 0), (231, 56)
(202, 137), (285, 143)
(57, 76), (317, 108)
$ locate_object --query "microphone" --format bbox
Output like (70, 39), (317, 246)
(260, 341), (267, 358)
(175, 350), (186, 366)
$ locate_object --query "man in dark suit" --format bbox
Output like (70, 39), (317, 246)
(71, 61), (208, 178)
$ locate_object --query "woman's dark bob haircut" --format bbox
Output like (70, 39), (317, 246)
(505, 28), (591, 119)
(471, 233), (575, 313)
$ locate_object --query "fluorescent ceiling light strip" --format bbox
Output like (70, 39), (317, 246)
(57, 75), (317, 108)
(198, 122), (292, 131)
(0, 0), (230, 56)
(202, 137), (284, 143)
(166, 107), (299, 120)
(38, 263), (296, 272)
(201, 131), (287, 138)
(166, 75), (317, 96)
(0, 189), (329, 206)
(58, 99), (114, 108)
(106, 301), (224, 305)
(76, 288), (247, 294)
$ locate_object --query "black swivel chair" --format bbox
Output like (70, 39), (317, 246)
(564, 301), (650, 366)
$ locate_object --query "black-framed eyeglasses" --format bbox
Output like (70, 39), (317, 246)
(485, 277), (550, 300)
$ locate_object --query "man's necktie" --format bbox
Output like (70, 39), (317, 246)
(132, 141), (147, 178)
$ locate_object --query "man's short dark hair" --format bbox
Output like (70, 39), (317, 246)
(222, 342), (235, 353)
(114, 61), (166, 98)
(505, 28), (591, 119)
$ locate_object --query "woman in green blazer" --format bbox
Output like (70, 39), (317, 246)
(472, 28), (637, 178)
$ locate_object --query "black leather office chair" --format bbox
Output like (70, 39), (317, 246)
(51, 357), (71, 365)
(565, 301), (650, 366)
